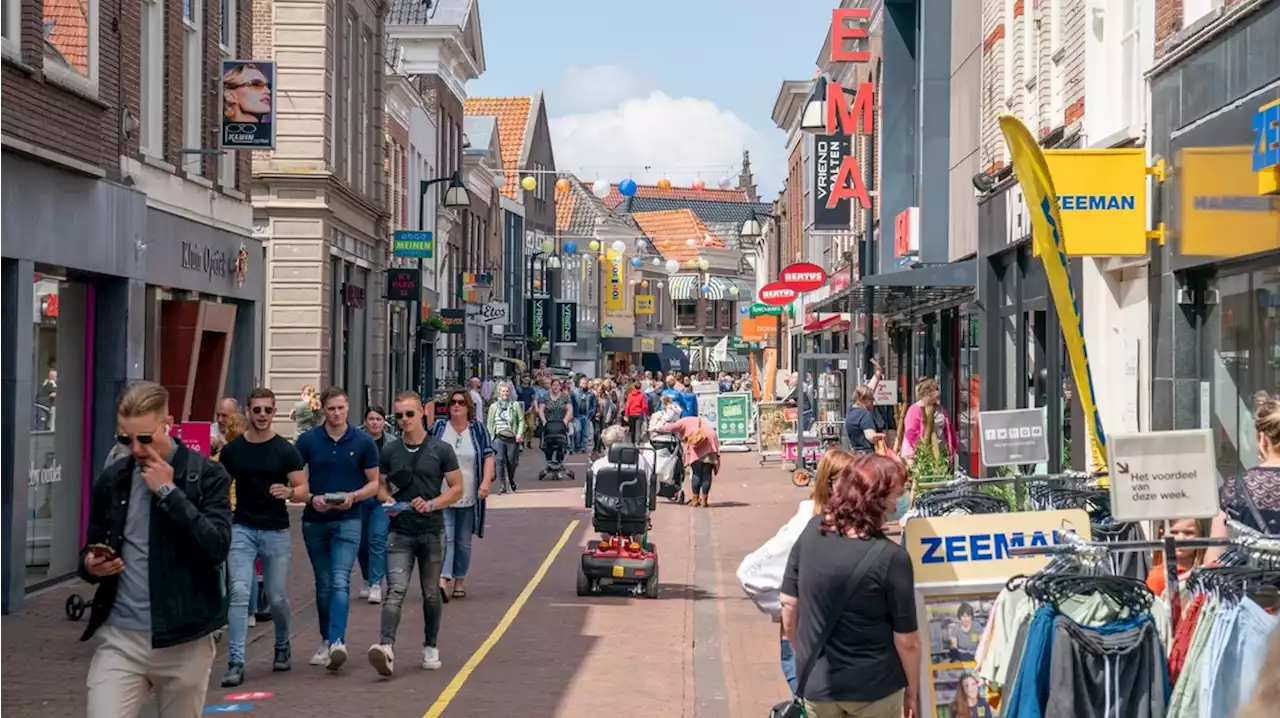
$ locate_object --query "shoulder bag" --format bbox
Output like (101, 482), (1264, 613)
(769, 538), (890, 718)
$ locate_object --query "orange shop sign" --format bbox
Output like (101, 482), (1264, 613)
(740, 314), (777, 343)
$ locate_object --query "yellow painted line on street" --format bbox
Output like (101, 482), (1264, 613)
(423, 519), (581, 718)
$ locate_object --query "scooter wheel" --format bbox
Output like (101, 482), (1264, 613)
(576, 564), (592, 597)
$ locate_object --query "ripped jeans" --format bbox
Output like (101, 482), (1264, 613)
(379, 530), (445, 648)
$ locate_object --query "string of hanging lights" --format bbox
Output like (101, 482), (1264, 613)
(492, 168), (741, 198)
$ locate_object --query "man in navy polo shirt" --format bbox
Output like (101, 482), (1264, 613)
(295, 386), (380, 671)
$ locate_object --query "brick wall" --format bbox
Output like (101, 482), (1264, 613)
(1, 0), (123, 176)
(785, 142), (803, 268)
(980, 0), (1007, 172)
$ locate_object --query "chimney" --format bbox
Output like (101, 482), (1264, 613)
(738, 150), (757, 201)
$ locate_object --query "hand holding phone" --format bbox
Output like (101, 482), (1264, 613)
(323, 492), (348, 506)
(87, 543), (117, 560)
(382, 501), (412, 515)
(84, 545), (124, 578)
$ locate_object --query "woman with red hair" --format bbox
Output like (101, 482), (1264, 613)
(779, 455), (922, 718)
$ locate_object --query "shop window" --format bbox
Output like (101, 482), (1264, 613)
(28, 276), (87, 587)
(1209, 266), (1280, 476)
(717, 300), (730, 329)
(703, 298), (715, 327)
(675, 300), (697, 328)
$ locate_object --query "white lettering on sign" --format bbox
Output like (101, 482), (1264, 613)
(1108, 429), (1219, 522)
(762, 289), (793, 300)
(29, 462), (63, 487)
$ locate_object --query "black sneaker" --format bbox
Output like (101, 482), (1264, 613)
(273, 645), (291, 672)
(220, 662), (245, 687)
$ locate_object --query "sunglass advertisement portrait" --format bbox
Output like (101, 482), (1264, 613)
(220, 59), (275, 149)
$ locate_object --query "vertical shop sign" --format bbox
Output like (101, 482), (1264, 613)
(526, 297), (550, 338)
(556, 302), (578, 344)
(813, 133), (852, 228)
(605, 248), (625, 311)
(219, 60), (276, 149)
(821, 8), (874, 210)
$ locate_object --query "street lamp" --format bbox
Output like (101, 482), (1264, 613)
(740, 211), (784, 368)
(412, 171), (470, 397)
(800, 76), (828, 133)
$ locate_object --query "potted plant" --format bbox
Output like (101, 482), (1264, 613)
(422, 315), (446, 343)
(527, 334), (547, 353)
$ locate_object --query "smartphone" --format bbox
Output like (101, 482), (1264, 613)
(382, 501), (412, 514)
(323, 492), (348, 506)
(87, 544), (117, 560)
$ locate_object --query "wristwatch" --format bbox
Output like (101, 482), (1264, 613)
(157, 483), (176, 501)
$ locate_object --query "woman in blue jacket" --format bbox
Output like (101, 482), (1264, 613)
(428, 389), (496, 599)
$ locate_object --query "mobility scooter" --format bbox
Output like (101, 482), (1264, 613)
(580, 442), (660, 598)
(538, 419), (574, 481)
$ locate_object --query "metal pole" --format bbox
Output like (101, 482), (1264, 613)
(773, 215), (783, 370)
(413, 181), (427, 396)
(546, 255), (556, 367)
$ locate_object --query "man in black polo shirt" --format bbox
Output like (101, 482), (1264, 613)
(367, 391), (464, 676)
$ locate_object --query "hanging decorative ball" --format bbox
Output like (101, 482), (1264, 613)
(588, 239), (600, 251)
(692, 178), (706, 191)
(533, 279), (542, 290)
(665, 259), (680, 273)
(652, 257), (662, 266)
(699, 258), (710, 270)
(657, 281), (664, 289)
(656, 177), (672, 191)
(701, 285), (711, 294)
(687, 259), (698, 269)
(493, 172), (506, 189)
(555, 177), (571, 193)
(728, 286), (739, 296)
(611, 240), (627, 255)
(685, 238), (696, 248)
(521, 176), (538, 192)
(599, 255), (608, 263)
(641, 280), (649, 288)
(540, 239), (554, 253)
(563, 240), (577, 254)
(718, 175), (734, 189)
(631, 257), (642, 268)
(635, 237), (647, 249)
(618, 178), (638, 197)
(592, 179), (611, 198)
(740, 306), (749, 315)
(629, 279), (638, 285)
(703, 236), (715, 247)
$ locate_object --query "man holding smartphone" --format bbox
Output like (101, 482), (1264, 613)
(80, 381), (231, 718)
(366, 390), (464, 676)
(295, 387), (380, 670)
(216, 387), (310, 687)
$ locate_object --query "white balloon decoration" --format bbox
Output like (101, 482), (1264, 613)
(657, 281), (664, 289)
(493, 172), (506, 189)
(652, 257), (662, 266)
(592, 179), (611, 198)
(718, 175), (735, 189)
(685, 238), (696, 248)
(665, 259), (680, 273)
(611, 240), (627, 255)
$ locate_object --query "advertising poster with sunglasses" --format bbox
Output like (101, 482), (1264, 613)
(220, 59), (275, 149)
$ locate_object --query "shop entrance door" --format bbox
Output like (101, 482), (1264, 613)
(795, 353), (857, 468)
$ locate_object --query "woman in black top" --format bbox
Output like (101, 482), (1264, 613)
(844, 360), (885, 454)
(780, 454), (921, 717)
(1208, 399), (1280, 562)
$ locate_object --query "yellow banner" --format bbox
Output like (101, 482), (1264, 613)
(1040, 149), (1148, 256)
(1180, 146), (1280, 259)
(605, 248), (625, 311)
(634, 294), (655, 315)
(1000, 115), (1109, 479)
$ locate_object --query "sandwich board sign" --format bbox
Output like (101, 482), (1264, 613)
(1107, 429), (1218, 522)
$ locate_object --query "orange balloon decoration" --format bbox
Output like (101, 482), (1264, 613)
(656, 178), (672, 191)
(641, 280), (649, 287)
(555, 177), (570, 193)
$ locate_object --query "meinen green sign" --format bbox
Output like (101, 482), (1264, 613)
(716, 392), (751, 442)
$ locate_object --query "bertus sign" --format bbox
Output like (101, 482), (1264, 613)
(780, 263), (827, 292)
(526, 297), (550, 339)
(181, 241), (231, 281)
(758, 282), (798, 306)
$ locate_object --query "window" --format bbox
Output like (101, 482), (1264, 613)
(344, 14), (355, 186)
(719, 301), (731, 329)
(217, 0), (236, 187)
(139, 0), (163, 156)
(42, 0), (99, 91)
(184, 0), (204, 176)
(1119, 0), (1142, 131)
(357, 31), (369, 195)
(676, 301), (697, 328)
(3, 0), (19, 49)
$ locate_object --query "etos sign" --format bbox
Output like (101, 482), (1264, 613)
(780, 263), (827, 292)
(758, 282), (798, 307)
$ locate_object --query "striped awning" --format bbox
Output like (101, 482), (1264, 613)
(668, 275), (756, 301)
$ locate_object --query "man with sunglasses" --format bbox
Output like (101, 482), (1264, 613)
(216, 388), (309, 687)
(80, 381), (231, 718)
(367, 391), (464, 676)
(294, 386), (381, 670)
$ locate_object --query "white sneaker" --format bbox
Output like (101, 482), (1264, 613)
(309, 641), (330, 666)
(326, 640), (348, 671)
(421, 646), (441, 670)
(367, 643), (394, 677)
(357, 585), (371, 599)
(367, 584), (383, 604)
(248, 615), (257, 627)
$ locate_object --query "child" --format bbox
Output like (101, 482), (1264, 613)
(1145, 518), (1211, 596)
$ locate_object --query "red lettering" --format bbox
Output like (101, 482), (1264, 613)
(826, 81), (875, 136)
(830, 8), (871, 63)
(829, 156), (871, 209)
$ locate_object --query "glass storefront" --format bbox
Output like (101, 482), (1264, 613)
(27, 275), (87, 587)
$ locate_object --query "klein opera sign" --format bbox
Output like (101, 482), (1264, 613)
(779, 263), (827, 293)
(758, 282), (798, 307)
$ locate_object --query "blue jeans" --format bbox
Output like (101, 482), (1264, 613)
(357, 499), (389, 587)
(301, 518), (361, 644)
(574, 416), (590, 451)
(227, 525), (292, 664)
(442, 507), (476, 580)
(781, 637), (798, 696)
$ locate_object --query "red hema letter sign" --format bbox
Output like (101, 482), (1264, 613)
(824, 7), (873, 210)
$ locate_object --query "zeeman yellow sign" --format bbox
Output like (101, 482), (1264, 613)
(1037, 149), (1148, 256)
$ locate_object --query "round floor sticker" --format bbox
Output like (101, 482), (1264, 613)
(224, 692), (274, 701)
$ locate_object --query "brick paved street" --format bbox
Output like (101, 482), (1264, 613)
(1, 450), (803, 717)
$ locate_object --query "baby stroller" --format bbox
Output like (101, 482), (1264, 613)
(650, 430), (686, 504)
(538, 419), (574, 481)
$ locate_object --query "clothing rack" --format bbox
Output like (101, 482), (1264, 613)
(913, 470), (1103, 513)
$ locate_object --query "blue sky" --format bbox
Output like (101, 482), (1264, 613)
(468, 0), (835, 198)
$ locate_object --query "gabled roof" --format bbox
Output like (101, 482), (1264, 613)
(465, 95), (546, 200)
(601, 183), (752, 209)
(630, 210), (726, 263)
(387, 0), (485, 78)
(557, 175), (641, 237)
(620, 196), (772, 226)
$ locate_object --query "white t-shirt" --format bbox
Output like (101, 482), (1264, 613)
(469, 389), (485, 424)
(443, 424), (477, 508)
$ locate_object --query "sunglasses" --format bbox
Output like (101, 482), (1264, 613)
(116, 428), (163, 446)
(450, 398), (468, 407)
(251, 406), (275, 415)
(227, 79), (269, 90)
(394, 410), (417, 420)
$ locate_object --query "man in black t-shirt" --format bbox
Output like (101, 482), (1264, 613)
(367, 390), (464, 677)
(217, 388), (310, 687)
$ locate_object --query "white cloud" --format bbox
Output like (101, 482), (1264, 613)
(553, 64), (650, 114)
(550, 90), (780, 194)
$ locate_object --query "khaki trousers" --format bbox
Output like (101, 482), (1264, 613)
(86, 625), (217, 718)
(805, 689), (904, 718)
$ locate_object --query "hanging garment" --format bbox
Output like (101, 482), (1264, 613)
(1167, 593), (1207, 683)
(1167, 598), (1219, 718)
(1199, 599), (1277, 718)
(1004, 605), (1059, 718)
(1091, 522), (1153, 581)
(1043, 614), (1169, 718)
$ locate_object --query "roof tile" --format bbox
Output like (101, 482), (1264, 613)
(601, 183), (751, 209)
(630, 210), (726, 263)
(555, 184), (576, 233)
(622, 196), (772, 225)
(464, 97), (533, 199)
(44, 0), (89, 74)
